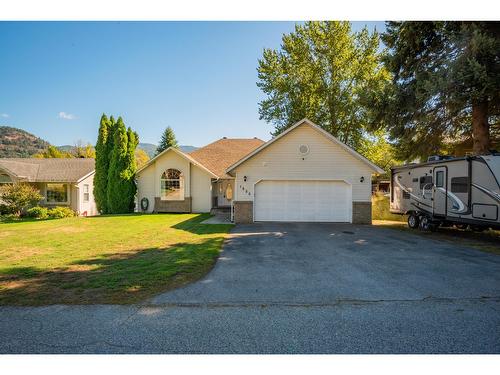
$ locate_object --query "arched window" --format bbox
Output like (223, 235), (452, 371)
(160, 169), (184, 200)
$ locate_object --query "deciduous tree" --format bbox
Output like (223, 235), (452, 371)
(257, 21), (389, 150)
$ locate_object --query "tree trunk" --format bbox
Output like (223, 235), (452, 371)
(472, 100), (490, 155)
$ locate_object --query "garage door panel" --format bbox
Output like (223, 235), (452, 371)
(255, 180), (351, 222)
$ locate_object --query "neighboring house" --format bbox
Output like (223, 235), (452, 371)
(137, 118), (384, 223)
(0, 158), (97, 216)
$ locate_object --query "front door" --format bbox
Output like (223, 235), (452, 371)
(433, 166), (447, 216)
(216, 180), (233, 207)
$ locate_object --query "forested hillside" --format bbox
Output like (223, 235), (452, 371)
(0, 126), (51, 157)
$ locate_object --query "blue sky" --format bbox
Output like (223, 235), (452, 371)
(0, 21), (385, 147)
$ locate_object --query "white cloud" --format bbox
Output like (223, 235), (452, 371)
(0, 113), (9, 118)
(58, 111), (76, 120)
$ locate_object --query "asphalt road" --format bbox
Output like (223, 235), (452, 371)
(1, 223), (499, 353)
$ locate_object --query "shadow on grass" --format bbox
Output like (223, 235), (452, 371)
(172, 214), (233, 235)
(0, 237), (226, 306)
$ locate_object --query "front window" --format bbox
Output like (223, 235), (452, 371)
(160, 169), (184, 200)
(46, 183), (68, 203)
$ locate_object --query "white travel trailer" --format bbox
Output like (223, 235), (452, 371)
(390, 154), (500, 231)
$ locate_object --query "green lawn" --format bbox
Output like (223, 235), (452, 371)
(0, 214), (232, 305)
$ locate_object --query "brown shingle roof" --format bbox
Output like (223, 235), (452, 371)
(188, 138), (265, 178)
(0, 158), (95, 182)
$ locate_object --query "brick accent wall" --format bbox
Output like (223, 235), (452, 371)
(233, 201), (253, 223)
(154, 197), (192, 213)
(352, 201), (372, 224)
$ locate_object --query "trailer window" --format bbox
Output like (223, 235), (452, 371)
(435, 171), (444, 188)
(451, 177), (469, 193)
(419, 176), (433, 190)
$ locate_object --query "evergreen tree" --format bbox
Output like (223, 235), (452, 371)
(155, 126), (178, 156)
(125, 128), (139, 211)
(106, 116), (117, 164)
(373, 21), (500, 159)
(107, 117), (133, 213)
(93, 114), (111, 214)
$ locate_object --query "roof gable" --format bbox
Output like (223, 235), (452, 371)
(136, 146), (219, 178)
(226, 118), (384, 174)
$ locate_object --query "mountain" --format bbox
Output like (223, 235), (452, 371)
(0, 127), (198, 159)
(0, 126), (51, 158)
(137, 143), (157, 158)
(179, 145), (198, 153)
(138, 143), (198, 157)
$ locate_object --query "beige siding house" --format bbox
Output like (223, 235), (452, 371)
(227, 119), (383, 223)
(0, 158), (97, 216)
(136, 139), (264, 214)
(136, 119), (383, 224)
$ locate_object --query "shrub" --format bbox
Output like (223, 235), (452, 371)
(0, 183), (43, 216)
(47, 206), (75, 219)
(26, 206), (49, 219)
(0, 203), (15, 215)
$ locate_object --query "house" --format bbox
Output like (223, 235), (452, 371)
(137, 118), (384, 223)
(0, 158), (97, 216)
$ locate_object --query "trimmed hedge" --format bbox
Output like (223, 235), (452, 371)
(26, 206), (49, 219)
(47, 206), (75, 219)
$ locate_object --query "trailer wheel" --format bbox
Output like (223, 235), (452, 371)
(419, 216), (437, 231)
(408, 213), (419, 229)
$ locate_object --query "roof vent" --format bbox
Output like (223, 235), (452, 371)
(299, 144), (310, 156)
(427, 155), (454, 162)
(222, 137), (227, 139)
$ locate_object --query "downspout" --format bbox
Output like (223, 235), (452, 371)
(74, 183), (80, 216)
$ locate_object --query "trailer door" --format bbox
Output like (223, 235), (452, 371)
(433, 166), (447, 216)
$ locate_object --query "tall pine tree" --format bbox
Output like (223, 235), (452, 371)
(94, 114), (111, 214)
(125, 128), (139, 211)
(373, 21), (500, 159)
(155, 126), (178, 156)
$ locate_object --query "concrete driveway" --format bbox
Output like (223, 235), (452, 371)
(1, 223), (499, 353)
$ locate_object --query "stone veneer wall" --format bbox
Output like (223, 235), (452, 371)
(154, 197), (192, 213)
(233, 201), (253, 224)
(352, 201), (372, 224)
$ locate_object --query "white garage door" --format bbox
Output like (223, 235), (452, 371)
(254, 180), (352, 222)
